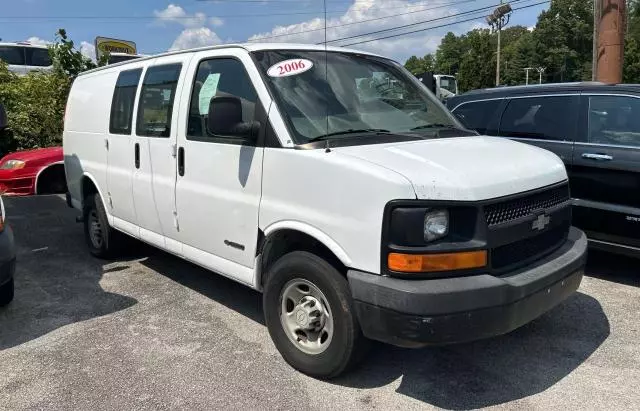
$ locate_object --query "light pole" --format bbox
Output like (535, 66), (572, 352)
(524, 67), (535, 85)
(487, 2), (513, 87)
(536, 67), (546, 84)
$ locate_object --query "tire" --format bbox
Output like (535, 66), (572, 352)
(263, 251), (368, 379)
(0, 278), (14, 307)
(83, 194), (121, 258)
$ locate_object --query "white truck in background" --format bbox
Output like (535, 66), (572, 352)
(416, 72), (458, 101)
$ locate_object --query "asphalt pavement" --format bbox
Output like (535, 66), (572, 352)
(0, 195), (638, 410)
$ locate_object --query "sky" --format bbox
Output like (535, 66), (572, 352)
(0, 0), (549, 63)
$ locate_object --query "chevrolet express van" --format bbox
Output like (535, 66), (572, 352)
(63, 43), (587, 378)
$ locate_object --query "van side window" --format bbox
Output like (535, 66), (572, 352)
(187, 58), (257, 142)
(588, 95), (640, 147)
(136, 64), (182, 138)
(452, 100), (501, 134)
(26, 48), (52, 67)
(499, 96), (577, 141)
(0, 46), (25, 65)
(109, 68), (143, 135)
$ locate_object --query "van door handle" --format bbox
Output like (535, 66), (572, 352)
(582, 153), (613, 161)
(178, 147), (185, 176)
(134, 143), (140, 169)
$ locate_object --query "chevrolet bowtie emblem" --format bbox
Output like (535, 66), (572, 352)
(532, 214), (551, 231)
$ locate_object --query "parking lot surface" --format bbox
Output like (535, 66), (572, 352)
(0, 195), (638, 410)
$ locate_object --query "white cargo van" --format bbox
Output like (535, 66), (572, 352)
(63, 43), (587, 378)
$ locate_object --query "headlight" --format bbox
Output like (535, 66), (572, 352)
(0, 159), (25, 170)
(424, 209), (449, 242)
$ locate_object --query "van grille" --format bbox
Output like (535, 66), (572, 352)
(484, 184), (570, 227)
(491, 225), (569, 271)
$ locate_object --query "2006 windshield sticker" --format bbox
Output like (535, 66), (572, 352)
(267, 59), (314, 77)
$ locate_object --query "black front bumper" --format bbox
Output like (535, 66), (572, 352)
(0, 224), (16, 287)
(348, 227), (587, 347)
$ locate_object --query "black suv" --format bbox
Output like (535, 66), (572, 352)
(446, 82), (640, 257)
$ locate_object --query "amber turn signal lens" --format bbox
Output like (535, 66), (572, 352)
(388, 250), (487, 273)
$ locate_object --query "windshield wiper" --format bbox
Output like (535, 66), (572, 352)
(306, 128), (391, 143)
(409, 123), (458, 131)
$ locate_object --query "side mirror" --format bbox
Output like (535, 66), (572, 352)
(207, 96), (259, 140)
(0, 103), (7, 131)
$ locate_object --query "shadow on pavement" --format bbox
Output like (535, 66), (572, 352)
(0, 195), (137, 350)
(585, 250), (639, 287)
(333, 291), (608, 409)
(0, 195), (612, 409)
(140, 247), (264, 325)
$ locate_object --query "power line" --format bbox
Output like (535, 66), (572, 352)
(322, 0), (528, 44)
(249, 0), (479, 42)
(340, 0), (550, 46)
(0, 1), (474, 21)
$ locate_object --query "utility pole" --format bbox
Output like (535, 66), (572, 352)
(487, 2), (513, 86)
(524, 67), (535, 85)
(597, 0), (626, 83)
(593, 0), (601, 80)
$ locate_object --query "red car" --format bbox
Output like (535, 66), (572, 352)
(0, 146), (67, 196)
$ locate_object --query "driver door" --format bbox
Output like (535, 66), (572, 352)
(173, 51), (265, 285)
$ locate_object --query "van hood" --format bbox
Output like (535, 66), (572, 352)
(333, 136), (567, 201)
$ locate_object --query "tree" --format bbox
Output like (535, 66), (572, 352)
(534, 0), (593, 82)
(48, 29), (108, 78)
(0, 29), (107, 152)
(435, 32), (464, 74)
(457, 29), (496, 91)
(404, 55), (424, 74)
(404, 53), (436, 74)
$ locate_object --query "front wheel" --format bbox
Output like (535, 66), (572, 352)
(263, 251), (367, 379)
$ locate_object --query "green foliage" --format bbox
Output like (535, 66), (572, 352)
(404, 53), (435, 74)
(625, 0), (640, 82)
(405, 0), (596, 91)
(0, 29), (107, 153)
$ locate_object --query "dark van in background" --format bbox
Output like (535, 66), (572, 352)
(446, 82), (640, 257)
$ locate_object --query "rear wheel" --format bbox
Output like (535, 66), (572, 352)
(263, 251), (367, 379)
(0, 278), (14, 307)
(83, 194), (121, 258)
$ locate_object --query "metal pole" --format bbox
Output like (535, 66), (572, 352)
(593, 0), (600, 81)
(496, 0), (503, 86)
(597, 0), (626, 83)
(525, 68), (529, 85)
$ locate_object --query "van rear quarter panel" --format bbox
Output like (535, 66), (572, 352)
(63, 70), (119, 206)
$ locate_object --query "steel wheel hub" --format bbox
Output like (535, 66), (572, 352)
(280, 279), (334, 355)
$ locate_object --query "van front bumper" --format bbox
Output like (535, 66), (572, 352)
(348, 227), (587, 347)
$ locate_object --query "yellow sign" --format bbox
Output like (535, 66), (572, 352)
(95, 37), (137, 59)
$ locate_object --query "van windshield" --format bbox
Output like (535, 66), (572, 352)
(252, 50), (458, 144)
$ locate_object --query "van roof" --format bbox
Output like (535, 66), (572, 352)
(79, 42), (383, 76)
(0, 41), (48, 49)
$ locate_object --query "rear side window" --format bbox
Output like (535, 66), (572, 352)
(499, 96), (578, 141)
(452, 100), (501, 134)
(109, 68), (142, 135)
(136, 64), (182, 137)
(588, 95), (640, 147)
(0, 46), (25, 65)
(26, 48), (52, 67)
